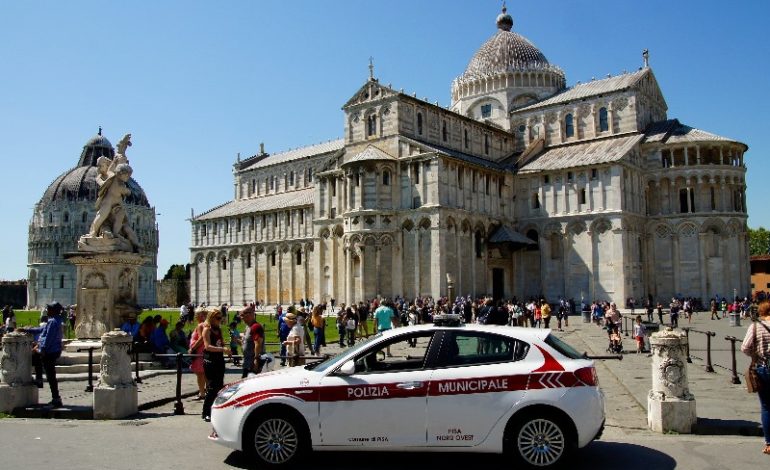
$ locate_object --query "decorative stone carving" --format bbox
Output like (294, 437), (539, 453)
(0, 332), (38, 412)
(93, 330), (137, 419)
(68, 252), (146, 339)
(647, 328), (697, 433)
(79, 133), (141, 254)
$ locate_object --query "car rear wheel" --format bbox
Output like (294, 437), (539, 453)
(505, 412), (575, 468)
(244, 411), (307, 468)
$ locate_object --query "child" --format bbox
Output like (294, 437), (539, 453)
(228, 322), (241, 366)
(633, 315), (646, 354)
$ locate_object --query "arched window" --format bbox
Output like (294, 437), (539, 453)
(417, 112), (423, 135)
(48, 213), (53, 224)
(442, 120), (448, 142)
(82, 212), (87, 223)
(222, 257), (227, 270)
(63, 212), (69, 223)
(599, 107), (609, 132)
(382, 170), (390, 186)
(271, 252), (276, 266)
(54, 244), (59, 257)
(464, 129), (469, 149)
(59, 275), (65, 289)
(42, 275), (47, 289)
(484, 135), (489, 154)
(367, 114), (377, 137)
(565, 114), (574, 137)
(289, 171), (294, 186)
(296, 250), (302, 265)
(246, 254), (252, 268)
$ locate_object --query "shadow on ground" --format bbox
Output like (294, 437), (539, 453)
(223, 441), (676, 469)
(696, 417), (763, 436)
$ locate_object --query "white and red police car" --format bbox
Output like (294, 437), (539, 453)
(209, 317), (605, 468)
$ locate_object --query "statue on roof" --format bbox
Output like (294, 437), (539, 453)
(78, 133), (141, 253)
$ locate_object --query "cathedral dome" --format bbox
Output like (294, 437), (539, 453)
(38, 132), (150, 208)
(457, 8), (558, 83)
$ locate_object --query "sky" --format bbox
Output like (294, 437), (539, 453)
(1, 0), (768, 281)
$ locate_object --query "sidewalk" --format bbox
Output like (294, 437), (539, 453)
(558, 312), (762, 436)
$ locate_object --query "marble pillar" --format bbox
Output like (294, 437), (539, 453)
(93, 330), (137, 419)
(0, 332), (38, 412)
(648, 328), (697, 433)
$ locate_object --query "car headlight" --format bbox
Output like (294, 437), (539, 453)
(214, 382), (242, 406)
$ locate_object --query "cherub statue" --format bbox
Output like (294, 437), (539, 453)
(86, 133), (140, 252)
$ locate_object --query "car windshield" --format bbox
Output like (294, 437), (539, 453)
(307, 332), (383, 373)
(544, 334), (583, 359)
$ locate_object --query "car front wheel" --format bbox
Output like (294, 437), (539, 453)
(244, 411), (307, 468)
(506, 413), (574, 468)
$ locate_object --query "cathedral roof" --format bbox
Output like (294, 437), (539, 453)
(518, 134), (643, 172)
(516, 68), (650, 112)
(194, 188), (315, 221)
(241, 139), (344, 171)
(38, 132), (150, 208)
(644, 119), (745, 147)
(457, 7), (561, 83)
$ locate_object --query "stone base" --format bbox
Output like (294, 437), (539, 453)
(648, 393), (697, 433)
(0, 384), (38, 413)
(93, 385), (137, 419)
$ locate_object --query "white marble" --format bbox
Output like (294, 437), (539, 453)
(647, 327), (697, 433)
(0, 332), (38, 412)
(93, 330), (137, 419)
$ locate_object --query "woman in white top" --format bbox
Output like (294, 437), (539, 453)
(741, 301), (770, 455)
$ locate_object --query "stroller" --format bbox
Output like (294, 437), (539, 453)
(606, 324), (623, 354)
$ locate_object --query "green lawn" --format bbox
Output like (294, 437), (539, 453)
(11, 309), (372, 354)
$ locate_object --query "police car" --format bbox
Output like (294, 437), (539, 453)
(209, 315), (605, 468)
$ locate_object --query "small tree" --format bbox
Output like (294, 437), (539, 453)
(749, 227), (770, 256)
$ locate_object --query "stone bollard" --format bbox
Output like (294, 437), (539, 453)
(0, 332), (38, 412)
(648, 327), (697, 433)
(93, 330), (137, 419)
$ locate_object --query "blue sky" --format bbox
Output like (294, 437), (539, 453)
(1, 0), (767, 280)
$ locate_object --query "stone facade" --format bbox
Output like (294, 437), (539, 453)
(190, 9), (750, 308)
(28, 132), (159, 308)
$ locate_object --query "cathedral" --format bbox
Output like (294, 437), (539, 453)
(189, 7), (750, 308)
(28, 131), (159, 308)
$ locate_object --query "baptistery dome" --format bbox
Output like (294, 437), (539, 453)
(27, 130), (159, 309)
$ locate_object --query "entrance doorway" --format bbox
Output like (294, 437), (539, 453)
(492, 268), (504, 300)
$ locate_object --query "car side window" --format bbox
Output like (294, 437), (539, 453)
(353, 332), (434, 374)
(436, 331), (529, 368)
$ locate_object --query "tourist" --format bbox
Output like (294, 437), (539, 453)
(344, 307), (358, 347)
(336, 307), (346, 348)
(4, 308), (16, 333)
(151, 319), (173, 366)
(19, 302), (64, 408)
(168, 321), (188, 355)
(67, 305), (76, 332)
(120, 313), (139, 337)
(310, 305), (326, 356)
(133, 317), (154, 353)
(278, 308), (292, 366)
(220, 303), (228, 324)
(30, 313), (48, 388)
(179, 303), (189, 324)
(201, 308), (231, 422)
(556, 302), (565, 331)
(1, 305), (11, 326)
(297, 307), (313, 354)
(240, 305), (265, 377)
(188, 307), (208, 400)
(657, 302), (665, 324)
(740, 301), (770, 456)
(357, 301), (370, 338)
(228, 321), (241, 367)
(282, 313), (305, 366)
(633, 315), (646, 354)
(541, 300), (552, 329)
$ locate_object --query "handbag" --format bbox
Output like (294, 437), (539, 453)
(746, 321), (769, 393)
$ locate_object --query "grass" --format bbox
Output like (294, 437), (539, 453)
(11, 308), (372, 354)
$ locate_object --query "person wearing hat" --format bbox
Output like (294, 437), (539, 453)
(120, 313), (139, 337)
(19, 302), (64, 408)
(282, 313), (305, 366)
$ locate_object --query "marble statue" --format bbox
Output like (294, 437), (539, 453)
(79, 133), (141, 253)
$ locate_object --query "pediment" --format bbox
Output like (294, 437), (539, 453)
(342, 80), (398, 109)
(633, 69), (668, 112)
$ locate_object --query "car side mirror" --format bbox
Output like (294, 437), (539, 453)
(337, 360), (356, 376)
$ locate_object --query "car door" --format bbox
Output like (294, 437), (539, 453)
(425, 330), (531, 446)
(317, 331), (436, 447)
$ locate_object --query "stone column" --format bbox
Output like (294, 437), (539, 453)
(648, 328), (697, 433)
(93, 330), (137, 419)
(0, 332), (38, 412)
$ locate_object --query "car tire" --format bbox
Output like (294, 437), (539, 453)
(243, 410), (308, 468)
(504, 411), (576, 468)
